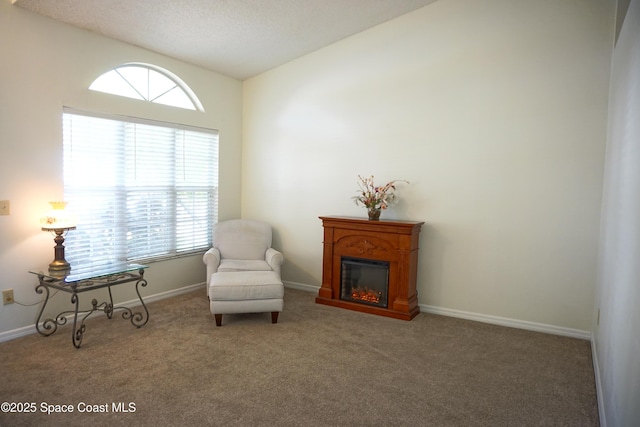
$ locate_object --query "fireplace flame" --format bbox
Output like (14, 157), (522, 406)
(351, 287), (382, 304)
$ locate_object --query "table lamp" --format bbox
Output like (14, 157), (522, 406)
(40, 201), (77, 271)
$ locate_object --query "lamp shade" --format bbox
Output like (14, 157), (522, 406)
(40, 201), (77, 231)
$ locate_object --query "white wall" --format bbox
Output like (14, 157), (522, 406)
(594, 0), (640, 424)
(0, 2), (243, 336)
(243, 0), (614, 332)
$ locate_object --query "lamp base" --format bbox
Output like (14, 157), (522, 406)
(48, 259), (71, 272)
(47, 228), (72, 272)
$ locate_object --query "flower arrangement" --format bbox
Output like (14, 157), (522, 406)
(352, 175), (408, 220)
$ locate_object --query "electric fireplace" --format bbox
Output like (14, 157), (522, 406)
(316, 216), (424, 320)
(340, 257), (389, 308)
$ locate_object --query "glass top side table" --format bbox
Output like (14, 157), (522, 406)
(29, 263), (150, 348)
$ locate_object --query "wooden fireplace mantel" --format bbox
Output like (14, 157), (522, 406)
(316, 216), (424, 320)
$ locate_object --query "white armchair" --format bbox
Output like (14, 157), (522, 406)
(203, 219), (284, 289)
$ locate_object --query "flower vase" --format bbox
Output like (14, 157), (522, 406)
(367, 208), (381, 221)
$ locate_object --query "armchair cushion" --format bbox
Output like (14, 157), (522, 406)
(219, 259), (272, 272)
(213, 219), (272, 260)
(209, 271), (284, 301)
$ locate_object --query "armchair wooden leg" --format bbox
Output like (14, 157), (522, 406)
(271, 312), (279, 324)
(214, 314), (222, 326)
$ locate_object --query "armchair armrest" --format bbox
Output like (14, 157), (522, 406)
(203, 247), (221, 286)
(265, 248), (284, 276)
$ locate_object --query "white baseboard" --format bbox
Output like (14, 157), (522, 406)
(0, 323), (38, 343)
(141, 281), (206, 304)
(421, 304), (591, 340)
(591, 337), (606, 427)
(0, 282), (207, 344)
(283, 280), (319, 293)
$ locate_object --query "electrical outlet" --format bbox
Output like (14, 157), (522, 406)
(3, 289), (14, 305)
(0, 200), (9, 216)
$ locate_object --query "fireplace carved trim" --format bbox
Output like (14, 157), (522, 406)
(341, 236), (392, 256)
(316, 216), (424, 320)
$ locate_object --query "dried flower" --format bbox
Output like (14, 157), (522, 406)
(352, 175), (409, 210)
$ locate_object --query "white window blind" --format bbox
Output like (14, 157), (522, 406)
(63, 108), (218, 267)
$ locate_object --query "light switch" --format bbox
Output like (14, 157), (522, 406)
(0, 200), (10, 215)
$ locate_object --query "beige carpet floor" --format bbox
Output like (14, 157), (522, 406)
(0, 288), (598, 426)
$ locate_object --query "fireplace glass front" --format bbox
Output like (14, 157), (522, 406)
(340, 257), (389, 308)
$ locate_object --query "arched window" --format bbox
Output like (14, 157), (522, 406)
(89, 63), (204, 111)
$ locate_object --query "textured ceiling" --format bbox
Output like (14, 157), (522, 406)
(14, 0), (437, 80)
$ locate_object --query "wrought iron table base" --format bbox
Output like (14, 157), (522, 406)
(34, 269), (149, 348)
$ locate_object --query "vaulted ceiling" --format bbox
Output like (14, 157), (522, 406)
(14, 0), (437, 80)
